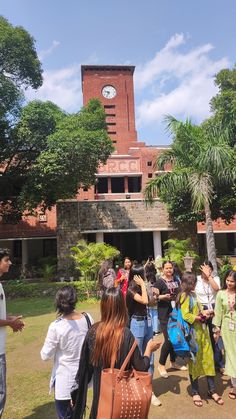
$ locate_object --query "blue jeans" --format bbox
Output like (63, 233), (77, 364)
(55, 399), (73, 419)
(130, 316), (154, 375)
(0, 354), (6, 418)
(215, 336), (225, 369)
(148, 307), (160, 334)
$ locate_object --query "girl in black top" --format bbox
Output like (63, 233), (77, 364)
(126, 265), (162, 406)
(153, 260), (185, 378)
(72, 287), (160, 419)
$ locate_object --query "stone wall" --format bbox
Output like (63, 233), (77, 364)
(57, 199), (171, 271)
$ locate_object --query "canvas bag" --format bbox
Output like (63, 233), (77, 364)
(97, 340), (152, 419)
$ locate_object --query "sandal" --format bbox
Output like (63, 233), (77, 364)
(192, 394), (203, 407)
(208, 391), (224, 405)
(229, 391), (236, 400)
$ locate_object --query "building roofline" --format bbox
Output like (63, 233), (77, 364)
(81, 65), (135, 81)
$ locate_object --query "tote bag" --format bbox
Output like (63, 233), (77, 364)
(97, 340), (152, 419)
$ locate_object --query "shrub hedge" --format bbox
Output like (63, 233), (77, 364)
(4, 281), (99, 300)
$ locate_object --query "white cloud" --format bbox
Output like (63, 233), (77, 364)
(26, 65), (82, 112)
(39, 40), (60, 61)
(135, 33), (230, 127)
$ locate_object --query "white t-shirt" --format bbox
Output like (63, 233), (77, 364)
(195, 275), (221, 306)
(41, 313), (93, 400)
(0, 283), (7, 355)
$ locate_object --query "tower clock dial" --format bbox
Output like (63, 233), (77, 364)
(102, 85), (117, 99)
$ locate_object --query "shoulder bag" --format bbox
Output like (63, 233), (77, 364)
(97, 340), (152, 419)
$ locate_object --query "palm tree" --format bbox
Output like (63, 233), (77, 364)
(145, 116), (235, 273)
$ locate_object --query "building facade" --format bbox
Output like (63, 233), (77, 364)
(0, 64), (235, 276)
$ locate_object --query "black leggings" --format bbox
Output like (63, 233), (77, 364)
(159, 320), (176, 365)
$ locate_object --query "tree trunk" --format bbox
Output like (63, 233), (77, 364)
(204, 201), (218, 274)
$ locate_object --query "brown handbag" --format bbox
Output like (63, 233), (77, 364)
(96, 340), (152, 419)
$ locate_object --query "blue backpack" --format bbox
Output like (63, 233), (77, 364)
(167, 298), (198, 360)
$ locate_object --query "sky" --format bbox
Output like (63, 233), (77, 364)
(1, 0), (236, 145)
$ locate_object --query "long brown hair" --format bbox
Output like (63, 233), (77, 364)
(92, 287), (128, 367)
(176, 272), (197, 307)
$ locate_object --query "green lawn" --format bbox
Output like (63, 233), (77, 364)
(5, 298), (100, 419)
(4, 298), (234, 419)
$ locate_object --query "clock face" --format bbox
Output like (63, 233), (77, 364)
(102, 85), (117, 99)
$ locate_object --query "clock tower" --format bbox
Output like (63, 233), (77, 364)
(81, 65), (138, 154)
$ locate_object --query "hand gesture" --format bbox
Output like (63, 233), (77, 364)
(152, 288), (159, 296)
(9, 316), (25, 332)
(161, 293), (172, 301)
(202, 310), (211, 319)
(133, 275), (144, 287)
(200, 264), (211, 279)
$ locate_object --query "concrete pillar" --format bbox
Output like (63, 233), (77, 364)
(22, 239), (28, 269)
(96, 232), (104, 243)
(153, 231), (162, 258)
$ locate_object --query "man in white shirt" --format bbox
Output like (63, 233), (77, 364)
(0, 248), (24, 418)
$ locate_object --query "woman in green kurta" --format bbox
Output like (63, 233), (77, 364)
(213, 271), (236, 399)
(178, 272), (223, 407)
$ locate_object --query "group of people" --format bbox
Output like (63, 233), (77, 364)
(0, 248), (236, 419)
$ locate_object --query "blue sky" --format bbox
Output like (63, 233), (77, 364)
(1, 0), (235, 145)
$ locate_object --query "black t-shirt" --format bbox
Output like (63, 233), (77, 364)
(126, 281), (147, 317)
(154, 276), (180, 321)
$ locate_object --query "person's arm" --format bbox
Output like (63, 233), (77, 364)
(73, 336), (94, 417)
(130, 334), (161, 371)
(133, 276), (148, 305)
(181, 295), (200, 324)
(40, 323), (59, 361)
(153, 279), (171, 302)
(200, 265), (220, 291)
(0, 316), (24, 332)
(212, 291), (223, 328)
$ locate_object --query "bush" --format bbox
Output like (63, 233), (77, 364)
(3, 280), (99, 300)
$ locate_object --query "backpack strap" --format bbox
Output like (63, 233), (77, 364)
(82, 312), (92, 329)
(115, 340), (137, 377)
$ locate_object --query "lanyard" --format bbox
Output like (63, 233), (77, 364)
(202, 280), (211, 301)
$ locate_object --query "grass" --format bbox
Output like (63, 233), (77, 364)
(5, 297), (100, 419)
(4, 297), (234, 419)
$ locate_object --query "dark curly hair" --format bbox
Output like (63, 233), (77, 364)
(55, 285), (78, 315)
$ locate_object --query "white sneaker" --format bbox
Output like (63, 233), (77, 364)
(171, 362), (188, 371)
(151, 393), (162, 406)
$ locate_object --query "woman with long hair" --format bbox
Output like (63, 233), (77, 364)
(178, 272), (223, 407)
(126, 265), (161, 406)
(144, 261), (160, 335)
(115, 256), (132, 296)
(213, 270), (236, 399)
(98, 259), (116, 294)
(41, 286), (93, 419)
(153, 260), (184, 378)
(73, 287), (160, 418)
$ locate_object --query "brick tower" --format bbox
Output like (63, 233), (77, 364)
(81, 65), (138, 154)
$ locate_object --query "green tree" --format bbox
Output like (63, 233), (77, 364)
(71, 240), (120, 282)
(145, 116), (235, 273)
(205, 66), (236, 147)
(0, 16), (42, 120)
(1, 98), (113, 220)
(20, 98), (114, 212)
(162, 238), (198, 271)
(0, 100), (66, 221)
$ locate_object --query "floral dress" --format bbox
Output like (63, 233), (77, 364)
(213, 290), (236, 378)
(180, 293), (215, 380)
